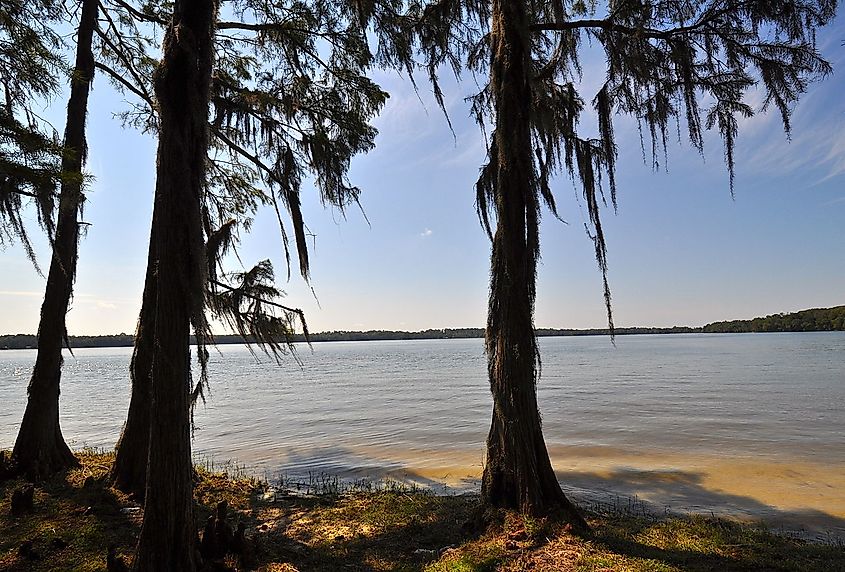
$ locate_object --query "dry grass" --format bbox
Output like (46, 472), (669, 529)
(1, 452), (843, 571)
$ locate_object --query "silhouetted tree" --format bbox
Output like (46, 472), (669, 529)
(9, 0), (100, 479)
(116, 0), (386, 566)
(128, 0), (216, 566)
(378, 0), (836, 524)
(100, 0), (387, 500)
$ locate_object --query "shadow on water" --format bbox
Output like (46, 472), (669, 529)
(557, 467), (845, 543)
(250, 445), (845, 543)
(243, 460), (845, 572)
(261, 445), (481, 493)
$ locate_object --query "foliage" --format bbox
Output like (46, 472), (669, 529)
(5, 306), (843, 351)
(0, 326), (709, 349)
(404, 0), (835, 329)
(92, 0), (391, 378)
(98, 0), (388, 276)
(703, 305), (845, 333)
(0, 0), (66, 267)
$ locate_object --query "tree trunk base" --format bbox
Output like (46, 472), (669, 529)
(12, 427), (79, 481)
(110, 455), (147, 501)
(482, 411), (588, 532)
(111, 430), (148, 500)
(482, 470), (588, 532)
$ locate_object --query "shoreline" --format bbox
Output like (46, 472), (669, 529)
(4, 444), (843, 543)
(195, 449), (845, 544)
(2, 452), (843, 571)
(3, 437), (844, 542)
(3, 324), (844, 350)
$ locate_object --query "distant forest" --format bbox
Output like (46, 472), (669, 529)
(2, 306), (842, 349)
(701, 305), (845, 333)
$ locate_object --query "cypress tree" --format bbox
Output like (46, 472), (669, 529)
(100, 0), (387, 500)
(129, 0), (216, 566)
(376, 0), (836, 523)
(9, 0), (100, 479)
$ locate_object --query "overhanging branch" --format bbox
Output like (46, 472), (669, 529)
(103, 0), (166, 26)
(529, 6), (733, 40)
(4, 188), (40, 199)
(210, 279), (303, 316)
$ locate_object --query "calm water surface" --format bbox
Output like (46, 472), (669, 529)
(1, 333), (843, 537)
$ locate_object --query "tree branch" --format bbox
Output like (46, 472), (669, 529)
(529, 6), (734, 40)
(103, 0), (167, 26)
(97, 7), (155, 101)
(209, 279), (304, 318)
(5, 188), (40, 199)
(217, 21), (292, 32)
(94, 61), (154, 107)
(210, 124), (292, 187)
(216, 20), (349, 45)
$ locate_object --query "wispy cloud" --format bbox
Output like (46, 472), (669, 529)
(75, 293), (137, 304)
(419, 228), (433, 238)
(0, 290), (42, 298)
(736, 80), (845, 183)
(743, 123), (845, 183)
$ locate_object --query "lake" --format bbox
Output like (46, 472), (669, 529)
(1, 332), (843, 539)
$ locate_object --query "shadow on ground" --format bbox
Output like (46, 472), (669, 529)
(2, 450), (843, 571)
(249, 490), (480, 571)
(0, 456), (138, 571)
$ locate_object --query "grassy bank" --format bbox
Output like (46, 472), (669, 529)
(1, 452), (842, 571)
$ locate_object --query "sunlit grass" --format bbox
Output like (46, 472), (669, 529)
(1, 451), (842, 571)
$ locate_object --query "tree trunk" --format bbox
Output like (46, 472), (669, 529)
(131, 0), (216, 569)
(11, 0), (99, 480)
(480, 0), (586, 529)
(111, 234), (156, 499)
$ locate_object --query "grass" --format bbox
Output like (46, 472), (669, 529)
(1, 452), (843, 571)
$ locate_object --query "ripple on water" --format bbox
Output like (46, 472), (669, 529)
(1, 333), (843, 535)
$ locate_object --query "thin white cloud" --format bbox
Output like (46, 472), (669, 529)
(439, 133), (487, 168)
(420, 228), (433, 238)
(75, 292), (138, 303)
(96, 301), (118, 310)
(0, 290), (42, 298)
(736, 88), (845, 183)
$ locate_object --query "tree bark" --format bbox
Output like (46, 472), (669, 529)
(11, 0), (99, 480)
(480, 0), (586, 529)
(110, 233), (156, 499)
(131, 0), (216, 569)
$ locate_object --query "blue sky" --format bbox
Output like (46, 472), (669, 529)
(1, 14), (843, 335)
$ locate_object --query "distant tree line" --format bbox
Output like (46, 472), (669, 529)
(703, 306), (845, 333)
(0, 326), (703, 349)
(11, 312), (845, 351)
(0, 334), (133, 350)
(6, 306), (845, 351)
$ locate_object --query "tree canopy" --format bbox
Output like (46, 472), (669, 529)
(0, 0), (66, 266)
(358, 0), (837, 520)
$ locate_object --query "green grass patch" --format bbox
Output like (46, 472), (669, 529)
(1, 452), (843, 571)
